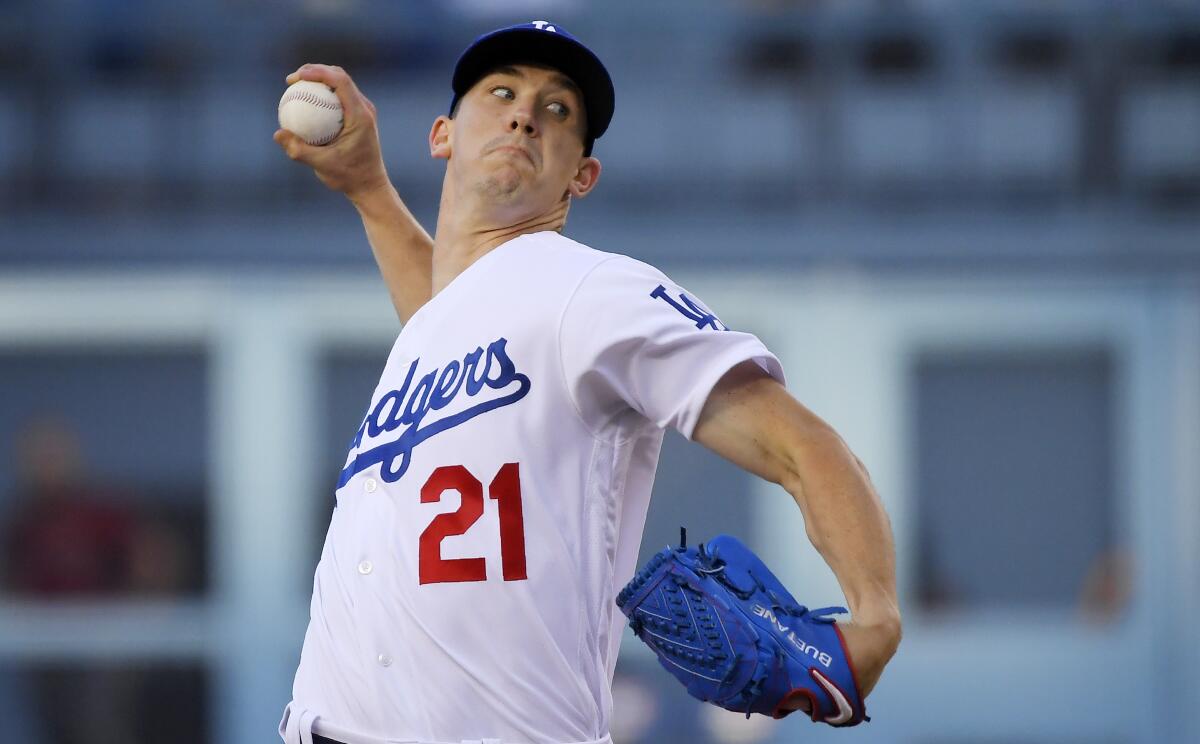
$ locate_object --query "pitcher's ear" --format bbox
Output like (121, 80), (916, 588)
(567, 157), (602, 199)
(430, 116), (452, 159)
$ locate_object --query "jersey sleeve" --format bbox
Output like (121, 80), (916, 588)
(559, 256), (785, 439)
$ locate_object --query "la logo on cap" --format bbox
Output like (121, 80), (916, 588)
(530, 20), (558, 33)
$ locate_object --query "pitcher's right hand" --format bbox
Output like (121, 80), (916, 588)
(274, 64), (391, 203)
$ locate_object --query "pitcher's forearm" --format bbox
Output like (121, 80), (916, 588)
(352, 183), (434, 324)
(781, 429), (900, 629)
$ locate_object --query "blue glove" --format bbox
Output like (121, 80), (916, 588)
(616, 533), (869, 725)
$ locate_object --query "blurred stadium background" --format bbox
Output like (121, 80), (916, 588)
(1, 0), (1198, 742)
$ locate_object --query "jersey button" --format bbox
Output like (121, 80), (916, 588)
(364, 478), (378, 493)
(357, 560), (373, 575)
(377, 653), (392, 667)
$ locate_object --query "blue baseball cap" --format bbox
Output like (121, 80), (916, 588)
(449, 21), (615, 157)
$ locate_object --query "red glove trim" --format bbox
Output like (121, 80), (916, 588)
(831, 621), (869, 724)
(771, 688), (819, 721)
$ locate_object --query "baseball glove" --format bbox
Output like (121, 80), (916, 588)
(616, 532), (868, 725)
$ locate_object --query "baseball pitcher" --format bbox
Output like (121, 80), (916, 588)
(273, 21), (900, 744)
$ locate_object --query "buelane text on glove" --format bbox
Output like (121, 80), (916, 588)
(752, 605), (834, 667)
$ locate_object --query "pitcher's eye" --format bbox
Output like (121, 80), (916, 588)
(547, 101), (569, 118)
(490, 86), (514, 101)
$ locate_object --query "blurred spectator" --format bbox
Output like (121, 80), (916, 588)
(2, 415), (193, 599)
(1, 416), (203, 744)
(1079, 547), (1133, 624)
(127, 516), (191, 596)
(2, 417), (136, 597)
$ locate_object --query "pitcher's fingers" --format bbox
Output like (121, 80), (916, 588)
(284, 63), (320, 85)
(290, 64), (372, 123)
(274, 128), (315, 162)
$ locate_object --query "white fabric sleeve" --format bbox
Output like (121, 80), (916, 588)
(558, 256), (785, 439)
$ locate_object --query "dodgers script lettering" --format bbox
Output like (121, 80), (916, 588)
(337, 338), (531, 488)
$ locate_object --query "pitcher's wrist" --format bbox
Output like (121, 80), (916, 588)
(847, 599), (901, 645)
(348, 178), (397, 212)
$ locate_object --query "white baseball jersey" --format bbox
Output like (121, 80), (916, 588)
(280, 231), (784, 744)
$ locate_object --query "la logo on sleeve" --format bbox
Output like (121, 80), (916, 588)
(650, 285), (730, 331)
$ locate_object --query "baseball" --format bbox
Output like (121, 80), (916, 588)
(278, 80), (343, 146)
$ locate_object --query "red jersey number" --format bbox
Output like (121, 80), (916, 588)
(418, 463), (528, 585)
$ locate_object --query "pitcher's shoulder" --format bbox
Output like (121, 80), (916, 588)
(520, 231), (663, 283)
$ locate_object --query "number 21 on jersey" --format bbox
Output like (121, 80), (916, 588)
(418, 463), (527, 585)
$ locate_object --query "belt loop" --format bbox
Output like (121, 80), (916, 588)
(282, 703), (318, 744)
(299, 709), (318, 744)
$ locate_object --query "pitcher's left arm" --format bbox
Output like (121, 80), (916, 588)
(691, 361), (901, 700)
